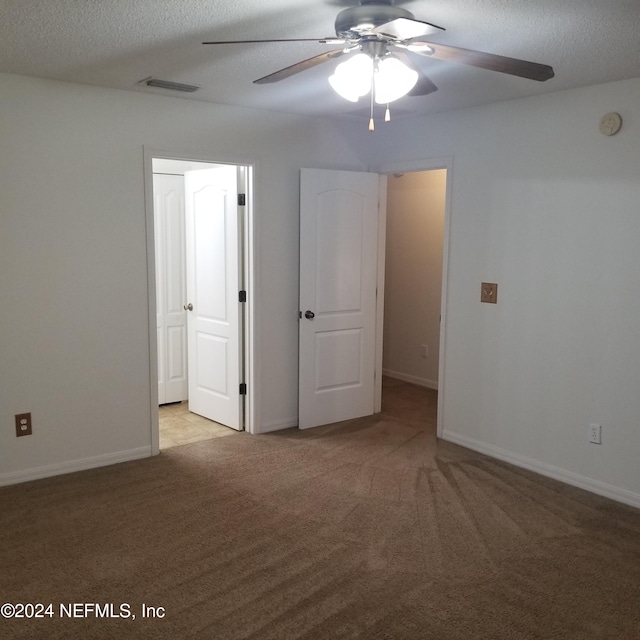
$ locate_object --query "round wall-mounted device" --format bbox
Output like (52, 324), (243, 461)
(599, 112), (622, 136)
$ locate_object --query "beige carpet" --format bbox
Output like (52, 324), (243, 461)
(1, 378), (640, 639)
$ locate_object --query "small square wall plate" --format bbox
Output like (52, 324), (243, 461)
(481, 283), (498, 304)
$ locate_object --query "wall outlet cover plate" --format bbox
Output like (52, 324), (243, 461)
(15, 412), (32, 437)
(481, 282), (498, 304)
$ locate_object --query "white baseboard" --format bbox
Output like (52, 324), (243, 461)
(441, 430), (640, 509)
(382, 369), (438, 390)
(257, 417), (298, 434)
(0, 447), (153, 487)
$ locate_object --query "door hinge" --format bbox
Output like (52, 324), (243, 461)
(239, 290), (247, 303)
(238, 193), (246, 206)
(239, 383), (247, 395)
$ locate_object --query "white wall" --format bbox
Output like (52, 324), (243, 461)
(3, 69), (640, 509)
(344, 78), (640, 507)
(0, 73), (366, 483)
(383, 170), (446, 389)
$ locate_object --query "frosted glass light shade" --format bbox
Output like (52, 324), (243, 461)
(374, 57), (418, 104)
(328, 53), (373, 102)
(329, 53), (418, 105)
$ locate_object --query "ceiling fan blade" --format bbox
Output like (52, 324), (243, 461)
(203, 37), (346, 45)
(408, 70), (438, 96)
(373, 17), (444, 40)
(254, 48), (351, 84)
(409, 41), (555, 81)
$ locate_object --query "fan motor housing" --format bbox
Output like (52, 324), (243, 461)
(335, 3), (414, 38)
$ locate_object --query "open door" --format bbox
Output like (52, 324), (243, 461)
(184, 166), (244, 431)
(298, 168), (383, 429)
(154, 173), (188, 405)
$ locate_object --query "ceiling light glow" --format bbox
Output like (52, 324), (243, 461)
(328, 53), (373, 102)
(374, 57), (418, 104)
(328, 53), (417, 104)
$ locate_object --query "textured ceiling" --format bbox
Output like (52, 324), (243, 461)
(1, 0), (639, 122)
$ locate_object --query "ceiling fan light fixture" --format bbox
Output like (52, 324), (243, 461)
(374, 57), (418, 104)
(328, 53), (373, 102)
(328, 74), (360, 102)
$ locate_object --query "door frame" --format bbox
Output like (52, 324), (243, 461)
(375, 175), (387, 414)
(375, 156), (453, 439)
(143, 146), (258, 454)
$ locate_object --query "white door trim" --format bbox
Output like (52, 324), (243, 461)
(374, 156), (453, 440)
(143, 147), (258, 455)
(374, 176), (388, 414)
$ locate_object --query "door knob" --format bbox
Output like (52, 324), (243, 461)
(304, 310), (315, 320)
(183, 303), (193, 311)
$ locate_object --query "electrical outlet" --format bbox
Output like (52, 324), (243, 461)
(481, 282), (498, 304)
(589, 423), (601, 445)
(15, 412), (32, 437)
(421, 344), (428, 358)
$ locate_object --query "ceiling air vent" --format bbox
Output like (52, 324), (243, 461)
(140, 77), (200, 93)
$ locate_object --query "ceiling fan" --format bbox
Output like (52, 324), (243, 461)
(203, 0), (554, 127)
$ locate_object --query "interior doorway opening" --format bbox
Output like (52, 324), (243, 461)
(296, 165), (449, 434)
(146, 152), (254, 452)
(382, 168), (447, 422)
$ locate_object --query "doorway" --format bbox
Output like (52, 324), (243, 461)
(377, 156), (453, 437)
(382, 169), (446, 389)
(145, 151), (255, 453)
(296, 165), (450, 433)
(381, 164), (450, 435)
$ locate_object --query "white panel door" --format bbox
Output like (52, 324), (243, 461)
(185, 167), (243, 430)
(154, 174), (188, 405)
(299, 168), (381, 429)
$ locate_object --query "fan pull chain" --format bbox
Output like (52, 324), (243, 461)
(385, 104), (391, 122)
(369, 77), (375, 131)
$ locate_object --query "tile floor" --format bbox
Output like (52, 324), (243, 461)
(159, 401), (237, 449)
